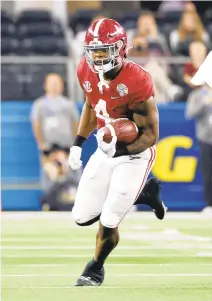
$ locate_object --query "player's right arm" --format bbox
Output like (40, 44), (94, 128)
(77, 96), (97, 139)
(68, 96), (97, 170)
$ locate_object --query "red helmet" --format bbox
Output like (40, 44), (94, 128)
(84, 18), (127, 73)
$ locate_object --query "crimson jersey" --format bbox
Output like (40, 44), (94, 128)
(77, 56), (155, 128)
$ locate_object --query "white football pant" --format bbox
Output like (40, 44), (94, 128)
(72, 146), (156, 228)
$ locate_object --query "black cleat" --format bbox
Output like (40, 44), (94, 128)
(75, 259), (105, 287)
(136, 177), (167, 220)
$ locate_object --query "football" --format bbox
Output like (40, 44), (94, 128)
(103, 118), (139, 144)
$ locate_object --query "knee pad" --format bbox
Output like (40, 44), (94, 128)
(100, 211), (120, 228)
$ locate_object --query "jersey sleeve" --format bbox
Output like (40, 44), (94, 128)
(128, 71), (155, 110)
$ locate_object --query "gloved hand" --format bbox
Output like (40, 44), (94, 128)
(68, 146), (82, 170)
(95, 125), (117, 158)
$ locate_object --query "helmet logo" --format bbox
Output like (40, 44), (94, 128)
(89, 40), (102, 45)
(109, 25), (123, 37)
(117, 83), (128, 97)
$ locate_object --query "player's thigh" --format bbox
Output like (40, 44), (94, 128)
(100, 146), (156, 228)
(72, 149), (112, 224)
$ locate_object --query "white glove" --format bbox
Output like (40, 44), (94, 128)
(68, 146), (82, 170)
(95, 125), (117, 158)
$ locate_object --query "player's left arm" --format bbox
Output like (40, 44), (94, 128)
(127, 97), (159, 154)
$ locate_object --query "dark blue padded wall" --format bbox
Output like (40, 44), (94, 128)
(2, 101), (40, 183)
(1, 101), (205, 211)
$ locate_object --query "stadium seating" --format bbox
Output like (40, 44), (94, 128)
(1, 37), (19, 55)
(1, 73), (24, 100)
(69, 9), (103, 34)
(1, 63), (67, 101)
(1, 10), (13, 23)
(1, 64), (25, 100)
(24, 64), (67, 99)
(157, 10), (182, 26)
(1, 11), (18, 56)
(207, 24), (212, 42)
(204, 8), (212, 25)
(114, 12), (139, 30)
(16, 9), (52, 24)
(1, 6), (211, 101)
(20, 36), (68, 56)
(1, 23), (16, 37)
(17, 22), (64, 39)
(1, 9), (68, 56)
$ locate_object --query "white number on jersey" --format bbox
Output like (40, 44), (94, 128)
(94, 99), (110, 121)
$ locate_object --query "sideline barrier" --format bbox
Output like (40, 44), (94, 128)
(1, 101), (204, 211)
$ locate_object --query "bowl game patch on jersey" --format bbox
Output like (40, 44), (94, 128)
(117, 83), (128, 97)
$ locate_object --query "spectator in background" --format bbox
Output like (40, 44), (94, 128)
(31, 73), (78, 153)
(186, 51), (212, 215)
(158, 0), (196, 14)
(41, 144), (79, 211)
(128, 35), (149, 57)
(31, 73), (80, 205)
(169, 11), (210, 55)
(186, 84), (212, 216)
(144, 58), (183, 103)
(183, 41), (207, 91)
(128, 18), (183, 103)
(128, 11), (169, 55)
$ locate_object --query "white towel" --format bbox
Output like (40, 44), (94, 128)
(190, 51), (212, 88)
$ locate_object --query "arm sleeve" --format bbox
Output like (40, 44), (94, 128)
(30, 100), (42, 123)
(186, 91), (207, 119)
(128, 71), (155, 110)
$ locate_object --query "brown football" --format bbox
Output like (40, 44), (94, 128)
(103, 118), (139, 144)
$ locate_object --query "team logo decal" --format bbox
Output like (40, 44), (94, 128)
(83, 81), (92, 93)
(117, 83), (128, 97)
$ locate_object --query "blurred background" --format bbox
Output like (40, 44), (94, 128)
(1, 0), (212, 214)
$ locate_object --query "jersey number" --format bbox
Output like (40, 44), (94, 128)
(94, 99), (110, 121)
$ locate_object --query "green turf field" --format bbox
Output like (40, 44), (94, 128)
(2, 212), (212, 301)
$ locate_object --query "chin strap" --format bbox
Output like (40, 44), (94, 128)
(97, 70), (109, 93)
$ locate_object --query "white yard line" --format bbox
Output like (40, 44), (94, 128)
(14, 263), (212, 267)
(1, 238), (92, 242)
(2, 245), (212, 250)
(1, 211), (209, 220)
(3, 285), (207, 289)
(2, 273), (212, 277)
(196, 252), (212, 257)
(3, 254), (202, 258)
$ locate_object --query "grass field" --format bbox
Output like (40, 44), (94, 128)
(2, 211), (212, 301)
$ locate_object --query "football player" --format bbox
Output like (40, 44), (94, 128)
(68, 18), (167, 286)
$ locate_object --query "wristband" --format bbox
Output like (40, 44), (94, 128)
(113, 144), (130, 157)
(73, 135), (86, 147)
